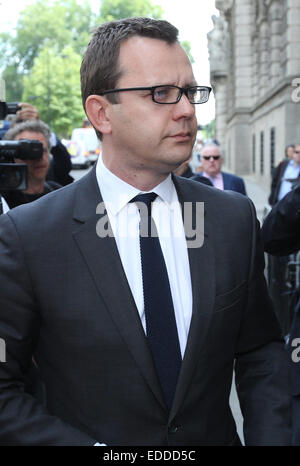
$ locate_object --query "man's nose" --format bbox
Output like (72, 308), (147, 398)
(172, 94), (195, 119)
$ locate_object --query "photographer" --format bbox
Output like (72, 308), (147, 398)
(262, 181), (300, 445)
(0, 119), (62, 209)
(1, 102), (74, 186)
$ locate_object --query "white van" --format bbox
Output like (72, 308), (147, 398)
(69, 128), (101, 168)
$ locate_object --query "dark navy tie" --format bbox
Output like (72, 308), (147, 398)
(131, 192), (182, 410)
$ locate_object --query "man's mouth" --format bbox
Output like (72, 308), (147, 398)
(170, 132), (191, 142)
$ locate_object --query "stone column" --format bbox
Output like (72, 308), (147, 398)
(286, 0), (300, 76)
(234, 0), (253, 108)
(269, 0), (283, 87)
(252, 32), (259, 104)
(212, 76), (228, 149)
(207, 12), (229, 149)
(258, 19), (270, 98)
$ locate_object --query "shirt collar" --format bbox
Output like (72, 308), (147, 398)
(202, 170), (222, 181)
(96, 155), (177, 216)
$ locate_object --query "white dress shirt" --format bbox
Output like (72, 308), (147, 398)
(96, 156), (193, 358)
(278, 160), (300, 201)
(0, 196), (9, 214)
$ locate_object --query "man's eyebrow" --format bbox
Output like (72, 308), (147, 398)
(185, 81), (198, 87)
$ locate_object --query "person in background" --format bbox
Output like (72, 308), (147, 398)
(286, 144), (296, 160)
(269, 143), (300, 206)
(0, 119), (62, 209)
(8, 102), (74, 186)
(266, 143), (300, 334)
(262, 181), (300, 445)
(192, 142), (247, 195)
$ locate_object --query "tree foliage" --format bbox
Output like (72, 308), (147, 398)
(0, 0), (96, 100)
(99, 0), (163, 22)
(180, 40), (194, 64)
(23, 45), (85, 137)
(201, 120), (216, 141)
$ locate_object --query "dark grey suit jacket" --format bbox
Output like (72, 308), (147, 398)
(0, 168), (291, 445)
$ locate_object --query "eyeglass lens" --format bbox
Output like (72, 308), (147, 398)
(153, 86), (209, 104)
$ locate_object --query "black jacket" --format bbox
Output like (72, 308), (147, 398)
(262, 181), (300, 255)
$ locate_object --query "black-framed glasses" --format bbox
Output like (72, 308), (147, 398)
(202, 155), (221, 161)
(99, 85), (212, 104)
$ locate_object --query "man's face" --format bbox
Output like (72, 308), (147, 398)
(201, 145), (223, 177)
(287, 146), (295, 159)
(293, 144), (300, 164)
(14, 131), (50, 184)
(104, 36), (198, 177)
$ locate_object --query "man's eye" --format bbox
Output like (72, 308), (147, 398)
(154, 88), (169, 101)
(188, 89), (197, 100)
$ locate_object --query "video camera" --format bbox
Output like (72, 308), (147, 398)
(0, 101), (21, 120)
(0, 139), (43, 191)
(0, 100), (43, 191)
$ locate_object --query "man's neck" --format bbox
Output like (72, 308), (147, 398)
(102, 155), (170, 192)
(24, 179), (45, 194)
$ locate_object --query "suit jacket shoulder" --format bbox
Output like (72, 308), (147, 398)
(221, 171), (247, 195)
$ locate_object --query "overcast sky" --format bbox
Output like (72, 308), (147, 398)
(0, 0), (219, 123)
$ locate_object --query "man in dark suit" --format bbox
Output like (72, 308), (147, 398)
(0, 17), (290, 446)
(192, 143), (247, 195)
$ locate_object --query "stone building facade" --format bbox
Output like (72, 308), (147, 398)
(208, 0), (300, 186)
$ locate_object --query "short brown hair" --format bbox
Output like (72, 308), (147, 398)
(3, 119), (51, 150)
(80, 17), (179, 139)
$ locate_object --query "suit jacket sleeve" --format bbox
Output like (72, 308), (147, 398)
(268, 161), (287, 206)
(261, 182), (300, 256)
(0, 213), (97, 445)
(234, 200), (291, 445)
(238, 178), (247, 196)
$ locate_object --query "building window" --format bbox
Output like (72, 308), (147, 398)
(260, 131), (264, 175)
(270, 127), (275, 174)
(252, 134), (256, 173)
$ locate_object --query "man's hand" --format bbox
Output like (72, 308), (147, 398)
(17, 103), (39, 121)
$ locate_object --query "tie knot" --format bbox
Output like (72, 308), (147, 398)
(130, 192), (158, 216)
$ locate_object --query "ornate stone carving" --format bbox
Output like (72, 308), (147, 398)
(256, 0), (268, 23)
(215, 0), (233, 14)
(207, 14), (229, 76)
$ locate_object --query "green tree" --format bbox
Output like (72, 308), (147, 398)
(201, 120), (216, 141)
(180, 40), (194, 64)
(99, 0), (163, 22)
(22, 44), (85, 137)
(0, 0), (96, 100)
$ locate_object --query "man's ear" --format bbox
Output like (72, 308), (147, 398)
(85, 95), (112, 135)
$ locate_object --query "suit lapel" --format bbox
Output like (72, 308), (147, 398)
(71, 168), (166, 409)
(170, 176), (216, 419)
(222, 172), (229, 190)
